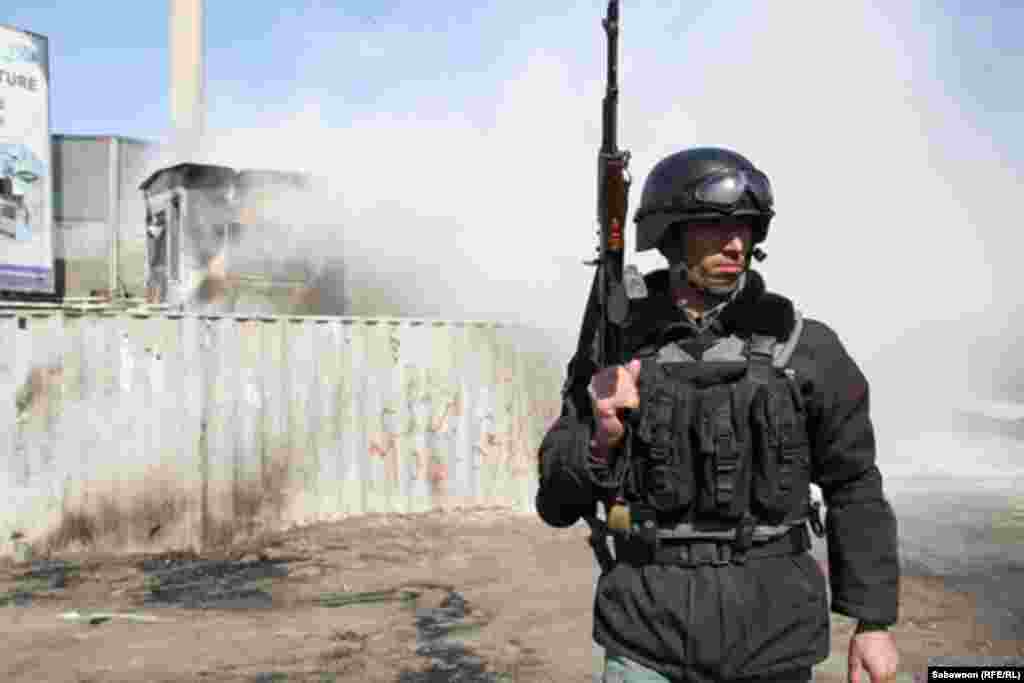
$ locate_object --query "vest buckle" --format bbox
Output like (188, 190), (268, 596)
(634, 506), (660, 556)
(731, 514), (757, 564)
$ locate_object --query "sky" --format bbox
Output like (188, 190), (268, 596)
(4, 1), (1024, 474)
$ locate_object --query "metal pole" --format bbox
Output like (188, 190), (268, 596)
(108, 137), (120, 299)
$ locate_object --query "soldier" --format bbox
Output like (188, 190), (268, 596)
(537, 148), (900, 683)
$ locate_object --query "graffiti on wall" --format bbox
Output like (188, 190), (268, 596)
(368, 365), (460, 499)
(366, 362), (561, 500)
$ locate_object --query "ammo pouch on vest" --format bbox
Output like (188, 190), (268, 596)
(597, 332), (814, 570)
(749, 365), (812, 524)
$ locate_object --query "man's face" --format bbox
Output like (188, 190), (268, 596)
(658, 219), (754, 290)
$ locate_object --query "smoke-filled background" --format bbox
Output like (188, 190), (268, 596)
(174, 1), (1021, 483)
(10, 0), (1024, 633)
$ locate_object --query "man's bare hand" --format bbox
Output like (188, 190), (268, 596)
(848, 631), (899, 683)
(588, 359), (642, 457)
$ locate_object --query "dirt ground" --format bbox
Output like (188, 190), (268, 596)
(1, 508), (1021, 683)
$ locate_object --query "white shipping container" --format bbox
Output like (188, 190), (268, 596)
(0, 308), (565, 556)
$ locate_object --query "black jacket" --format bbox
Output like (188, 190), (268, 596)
(537, 268), (899, 654)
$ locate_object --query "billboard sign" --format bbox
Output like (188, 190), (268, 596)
(0, 24), (53, 293)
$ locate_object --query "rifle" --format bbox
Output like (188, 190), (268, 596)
(566, 0), (632, 412)
(564, 2), (641, 563)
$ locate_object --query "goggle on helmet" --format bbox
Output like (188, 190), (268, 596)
(634, 148), (776, 253)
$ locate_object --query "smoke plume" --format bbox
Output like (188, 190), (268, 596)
(144, 2), (1021, 485)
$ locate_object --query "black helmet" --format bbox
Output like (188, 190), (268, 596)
(633, 147), (775, 253)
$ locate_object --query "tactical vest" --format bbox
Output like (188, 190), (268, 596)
(586, 311), (826, 570)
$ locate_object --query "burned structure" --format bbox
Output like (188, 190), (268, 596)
(140, 162), (346, 315)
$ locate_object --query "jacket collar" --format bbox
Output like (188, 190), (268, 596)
(630, 268), (795, 349)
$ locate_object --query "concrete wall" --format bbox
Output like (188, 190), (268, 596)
(0, 308), (564, 556)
